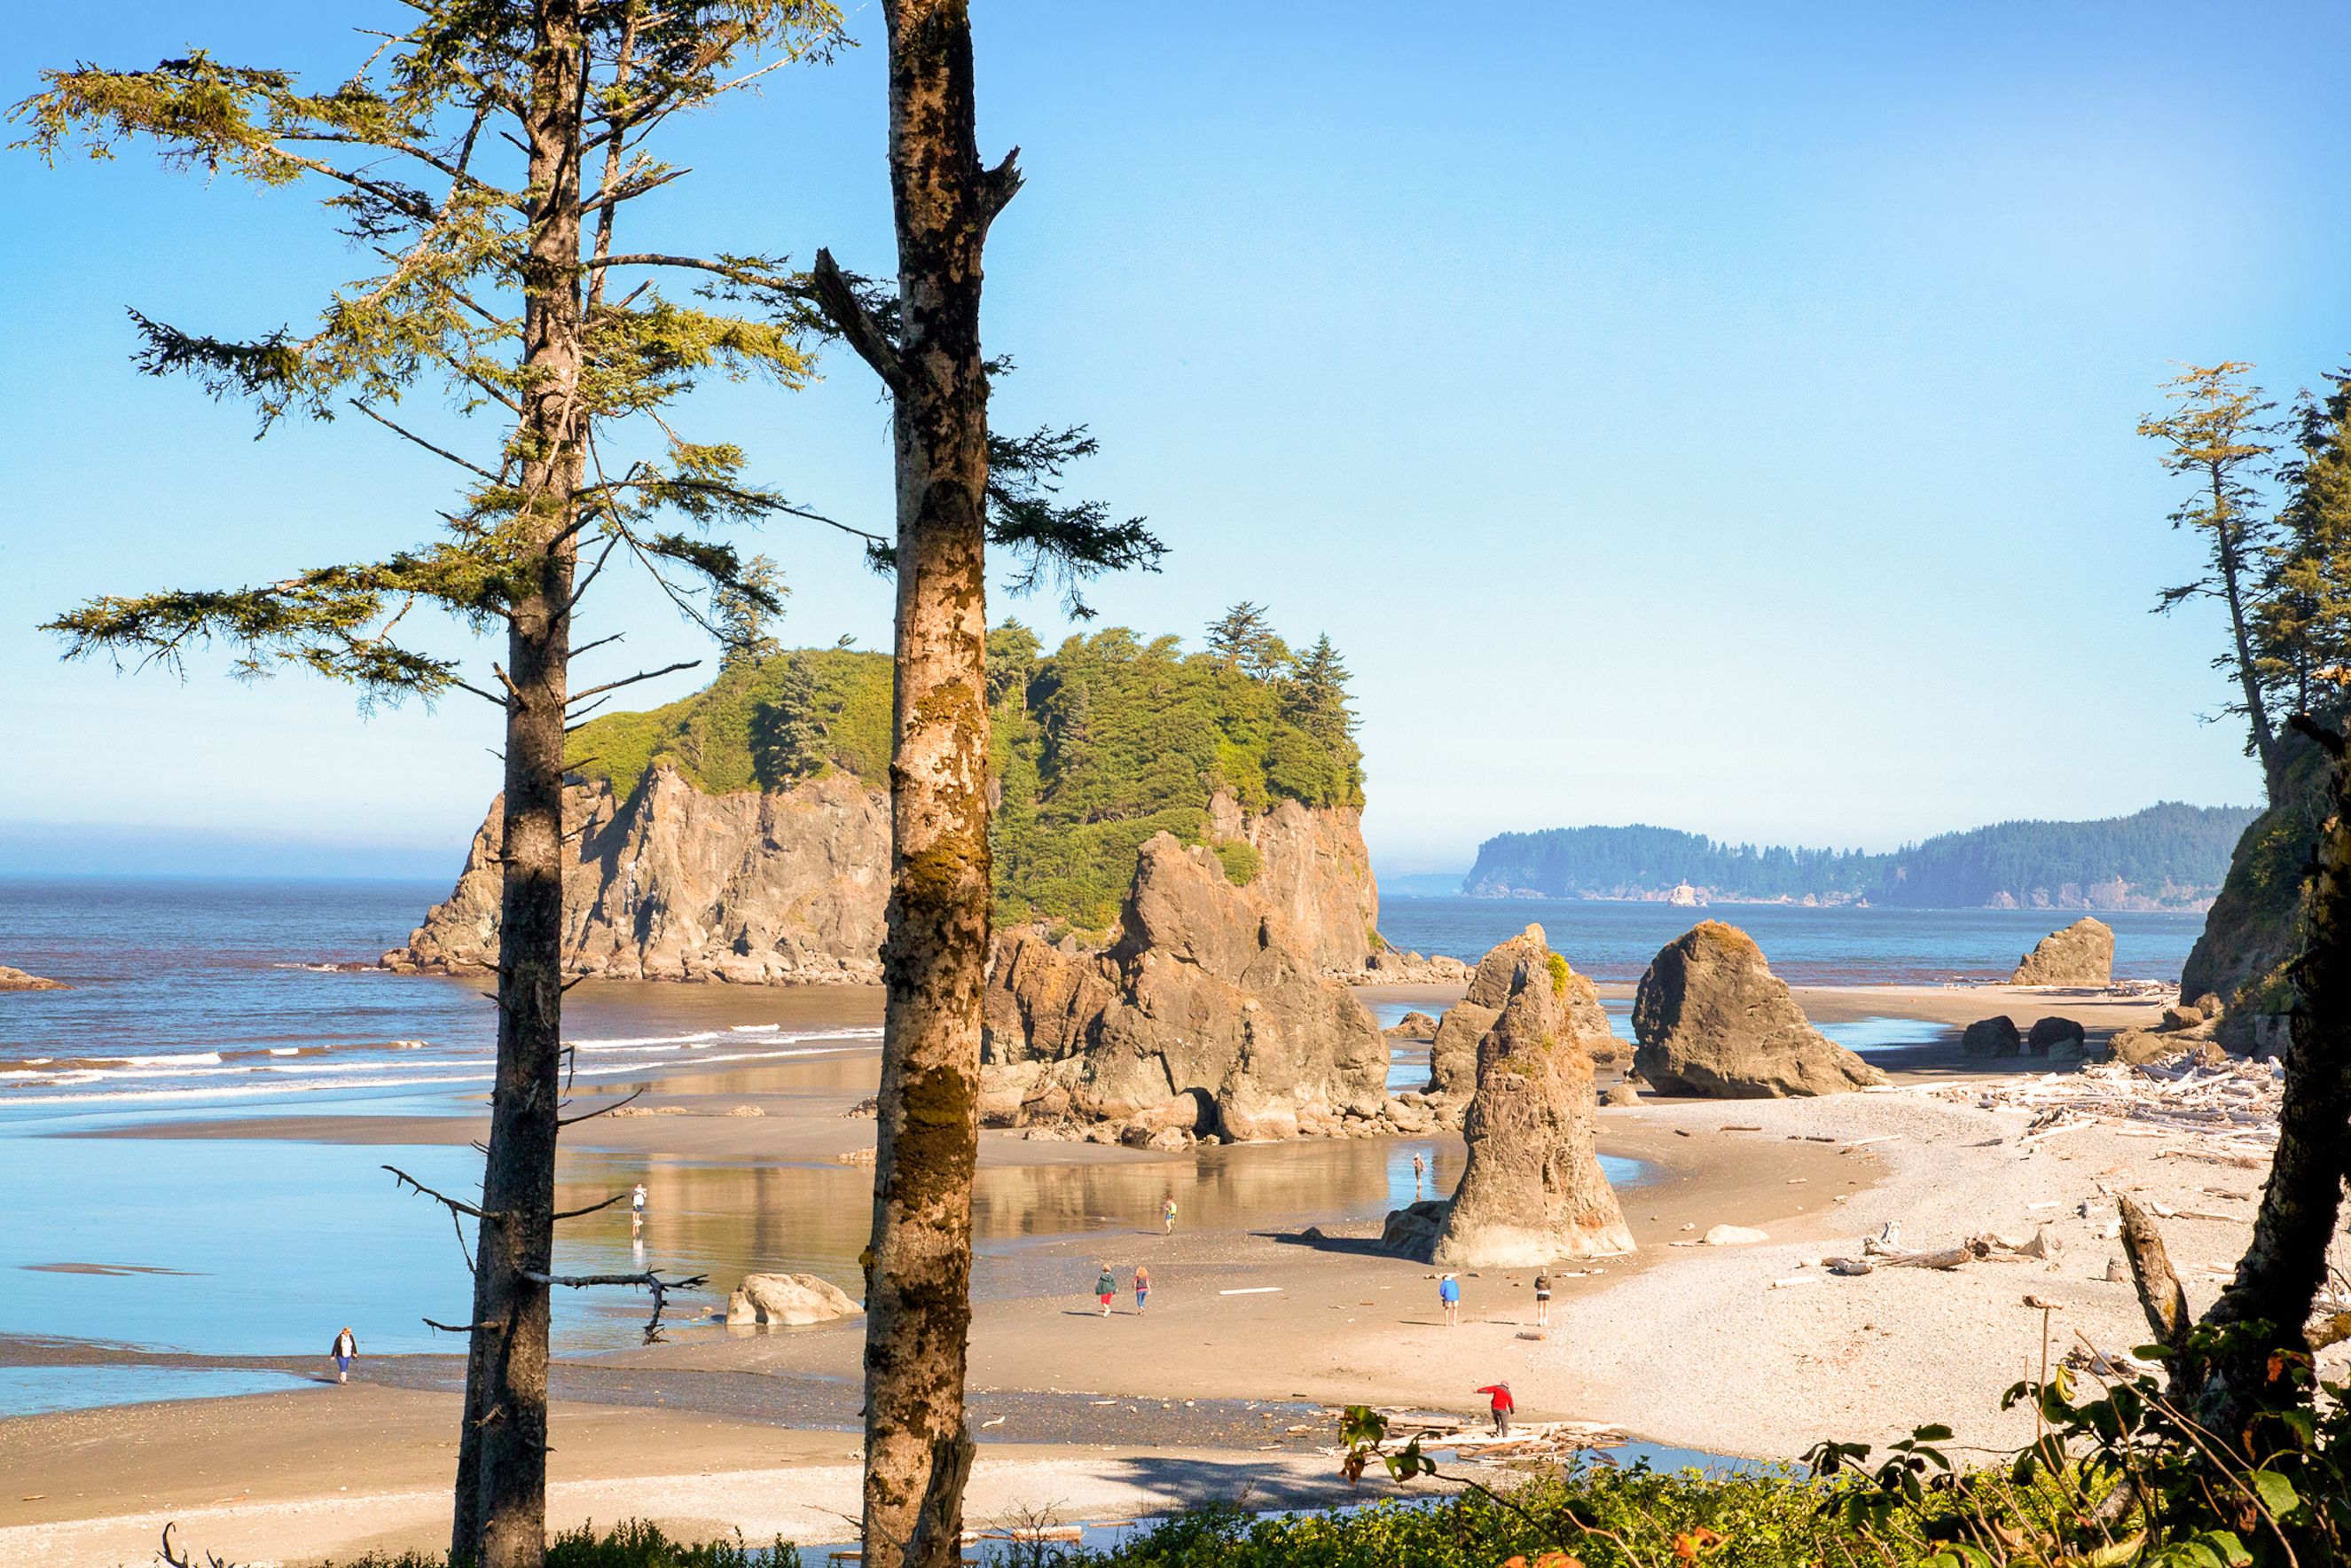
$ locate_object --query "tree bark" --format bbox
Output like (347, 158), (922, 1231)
(2190, 714), (2351, 1448)
(451, 4), (589, 1563)
(856, 5), (1007, 1568)
(2214, 466), (2281, 796)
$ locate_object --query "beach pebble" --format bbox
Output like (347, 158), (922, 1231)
(1703, 1225), (1770, 1246)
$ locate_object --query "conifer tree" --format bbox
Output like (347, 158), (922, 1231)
(16, 7), (842, 1562)
(2143, 362), (2284, 794)
(716, 554), (789, 670)
(803, 6), (1158, 1564)
(2257, 373), (2351, 725)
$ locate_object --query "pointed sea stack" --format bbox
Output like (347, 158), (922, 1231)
(1631, 921), (1885, 1097)
(1419, 938), (1634, 1266)
(1427, 923), (1615, 1102)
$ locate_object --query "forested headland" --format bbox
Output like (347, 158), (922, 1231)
(1461, 802), (2257, 909)
(564, 606), (1364, 934)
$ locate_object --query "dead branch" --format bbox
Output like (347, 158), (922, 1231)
(810, 248), (905, 392)
(559, 1085), (647, 1127)
(160, 1521), (237, 1568)
(384, 1164), (493, 1222)
(976, 145), (1024, 235)
(2118, 1193), (2191, 1352)
(524, 1268), (709, 1342)
(552, 1192), (630, 1221)
(568, 660), (701, 703)
(349, 399), (500, 481)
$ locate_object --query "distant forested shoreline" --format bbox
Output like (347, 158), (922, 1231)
(1461, 802), (2259, 910)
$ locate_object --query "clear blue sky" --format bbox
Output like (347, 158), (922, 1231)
(4, 3), (2346, 881)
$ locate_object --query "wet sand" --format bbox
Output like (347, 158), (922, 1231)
(6, 978), (2224, 1565)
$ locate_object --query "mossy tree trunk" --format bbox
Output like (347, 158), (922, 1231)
(452, 5), (589, 1561)
(817, 4), (1014, 1564)
(2192, 713), (2351, 1446)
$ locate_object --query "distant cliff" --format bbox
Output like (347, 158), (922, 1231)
(1462, 803), (2258, 911)
(387, 624), (1379, 983)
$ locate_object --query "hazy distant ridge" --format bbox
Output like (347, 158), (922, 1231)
(1462, 803), (2260, 911)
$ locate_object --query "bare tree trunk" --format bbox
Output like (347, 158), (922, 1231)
(452, 4), (589, 1562)
(2190, 713), (2351, 1447)
(824, 6), (1015, 1567)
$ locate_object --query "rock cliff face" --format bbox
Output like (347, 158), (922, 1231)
(2010, 917), (2114, 987)
(1426, 943), (1635, 1267)
(1428, 926), (1615, 1102)
(383, 765), (890, 984)
(2183, 738), (2328, 1047)
(979, 833), (1391, 1142)
(1631, 921), (1886, 1097)
(389, 768), (1383, 988)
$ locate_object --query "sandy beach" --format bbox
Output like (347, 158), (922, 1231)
(9, 976), (2296, 1568)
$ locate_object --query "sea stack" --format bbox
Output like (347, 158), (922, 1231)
(0, 966), (66, 992)
(1427, 924), (1615, 1102)
(1421, 939), (1634, 1267)
(1631, 921), (1886, 1097)
(978, 833), (1389, 1142)
(2010, 917), (2115, 986)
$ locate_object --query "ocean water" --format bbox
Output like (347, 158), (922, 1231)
(0, 877), (2195, 1414)
(1376, 896), (2203, 985)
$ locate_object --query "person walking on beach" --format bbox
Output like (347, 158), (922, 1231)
(1438, 1273), (1461, 1326)
(1162, 1196), (1178, 1235)
(329, 1326), (357, 1385)
(1094, 1265), (1119, 1316)
(1532, 1271), (1552, 1328)
(1477, 1380), (1515, 1438)
(631, 1181), (647, 1230)
(1411, 1151), (1426, 1198)
(1133, 1264), (1152, 1315)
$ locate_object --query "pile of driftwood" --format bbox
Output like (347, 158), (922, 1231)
(1822, 1221), (2058, 1276)
(1328, 1408), (1627, 1465)
(1927, 1056), (2282, 1164)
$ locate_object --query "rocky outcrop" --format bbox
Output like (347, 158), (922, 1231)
(390, 767), (1386, 986)
(2183, 737), (2327, 1047)
(386, 766), (889, 983)
(1961, 1015), (2021, 1059)
(726, 1272), (861, 1327)
(1427, 926), (1614, 1102)
(1204, 791), (1378, 975)
(0, 966), (66, 992)
(2010, 917), (2114, 987)
(1355, 948), (1474, 984)
(979, 833), (1391, 1142)
(1631, 922), (1886, 1097)
(2027, 1016), (2087, 1058)
(1424, 940), (1635, 1267)
(1388, 1011), (1440, 1038)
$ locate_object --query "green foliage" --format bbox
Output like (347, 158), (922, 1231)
(310, 1517), (800, 1566)
(568, 647), (890, 795)
(566, 615), (1363, 930)
(1467, 804), (2261, 908)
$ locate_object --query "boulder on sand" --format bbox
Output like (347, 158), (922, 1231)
(2026, 1016), (2087, 1058)
(726, 1272), (861, 1327)
(1630, 922), (1886, 1097)
(1961, 1015), (2021, 1059)
(1388, 1010), (1441, 1039)
(2010, 918), (2114, 987)
(980, 834), (1388, 1141)
(1427, 926), (1614, 1100)
(1423, 939), (1635, 1267)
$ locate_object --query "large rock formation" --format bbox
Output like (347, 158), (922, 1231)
(388, 764), (1383, 987)
(2010, 917), (2114, 987)
(385, 766), (889, 984)
(979, 833), (1391, 1141)
(1425, 941), (1635, 1267)
(0, 966), (67, 992)
(1426, 925), (1613, 1102)
(2183, 735), (2329, 1049)
(1631, 922), (1886, 1097)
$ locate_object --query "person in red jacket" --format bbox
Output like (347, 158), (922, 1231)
(1476, 1381), (1515, 1438)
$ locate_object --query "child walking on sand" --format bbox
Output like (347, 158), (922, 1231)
(1162, 1196), (1178, 1235)
(1133, 1264), (1151, 1314)
(329, 1326), (358, 1384)
(1095, 1265), (1118, 1316)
